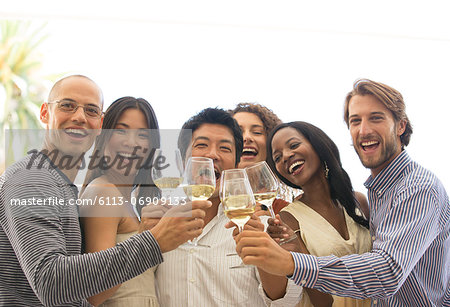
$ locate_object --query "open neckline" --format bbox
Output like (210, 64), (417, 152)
(294, 200), (351, 241)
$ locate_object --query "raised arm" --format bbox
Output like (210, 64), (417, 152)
(260, 211), (333, 307)
(237, 185), (446, 301)
(1, 168), (209, 306)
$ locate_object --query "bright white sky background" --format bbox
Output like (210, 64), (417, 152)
(1, 0), (450, 193)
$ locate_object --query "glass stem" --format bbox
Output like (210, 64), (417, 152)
(267, 205), (276, 219)
(238, 225), (244, 233)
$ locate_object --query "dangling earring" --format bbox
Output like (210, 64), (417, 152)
(324, 161), (329, 179)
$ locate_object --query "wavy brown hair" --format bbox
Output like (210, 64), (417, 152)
(229, 102), (282, 135)
(344, 79), (413, 148)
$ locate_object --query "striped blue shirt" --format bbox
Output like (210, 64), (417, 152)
(289, 151), (449, 306)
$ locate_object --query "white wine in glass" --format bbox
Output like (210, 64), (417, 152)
(221, 177), (256, 268)
(152, 148), (184, 199)
(245, 161), (278, 218)
(223, 194), (255, 228)
(183, 156), (216, 246)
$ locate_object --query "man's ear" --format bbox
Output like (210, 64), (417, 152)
(397, 119), (407, 136)
(40, 103), (49, 125)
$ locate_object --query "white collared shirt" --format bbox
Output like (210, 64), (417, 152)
(155, 203), (302, 307)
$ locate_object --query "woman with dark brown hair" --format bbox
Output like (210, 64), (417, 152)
(80, 96), (160, 306)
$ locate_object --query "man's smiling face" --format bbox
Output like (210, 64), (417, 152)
(348, 94), (406, 176)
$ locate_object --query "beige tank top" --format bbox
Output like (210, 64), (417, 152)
(99, 231), (159, 307)
(282, 200), (372, 307)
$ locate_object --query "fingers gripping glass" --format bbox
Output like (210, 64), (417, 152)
(48, 99), (103, 118)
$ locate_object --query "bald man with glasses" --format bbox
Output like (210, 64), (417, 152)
(0, 75), (210, 306)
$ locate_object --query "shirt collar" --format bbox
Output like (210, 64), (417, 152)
(364, 150), (411, 196)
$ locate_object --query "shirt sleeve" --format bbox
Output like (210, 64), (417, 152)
(256, 216), (303, 306)
(288, 184), (443, 299)
(1, 168), (163, 306)
(258, 278), (303, 306)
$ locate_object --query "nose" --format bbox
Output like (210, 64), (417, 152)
(71, 106), (87, 123)
(358, 118), (373, 136)
(204, 147), (219, 161)
(242, 130), (253, 143)
(123, 131), (139, 148)
(282, 148), (294, 164)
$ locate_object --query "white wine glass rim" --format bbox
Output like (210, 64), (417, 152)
(189, 156), (213, 162)
(245, 160), (269, 170)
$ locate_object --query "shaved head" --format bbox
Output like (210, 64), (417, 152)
(48, 75), (104, 107)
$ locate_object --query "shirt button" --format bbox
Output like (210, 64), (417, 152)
(372, 236), (376, 241)
(190, 278), (195, 283)
(190, 249), (195, 254)
(300, 280), (306, 286)
(373, 299), (378, 304)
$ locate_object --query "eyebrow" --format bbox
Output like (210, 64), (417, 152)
(193, 136), (234, 145)
(272, 137), (299, 155)
(349, 111), (386, 119)
(193, 136), (210, 142)
(285, 137), (299, 145)
(116, 123), (149, 130)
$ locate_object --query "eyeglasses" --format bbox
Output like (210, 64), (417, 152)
(48, 99), (103, 118)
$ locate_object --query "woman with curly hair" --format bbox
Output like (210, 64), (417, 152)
(229, 103), (301, 214)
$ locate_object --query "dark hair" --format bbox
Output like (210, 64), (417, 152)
(178, 108), (243, 167)
(267, 121), (369, 228)
(344, 79), (413, 148)
(229, 102), (282, 135)
(82, 96), (160, 215)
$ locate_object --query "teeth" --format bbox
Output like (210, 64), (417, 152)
(243, 148), (257, 153)
(118, 152), (134, 158)
(288, 161), (304, 174)
(361, 141), (378, 146)
(66, 129), (87, 136)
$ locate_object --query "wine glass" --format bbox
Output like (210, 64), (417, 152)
(245, 161), (278, 218)
(219, 169), (248, 202)
(221, 176), (256, 269)
(220, 169), (249, 256)
(246, 161), (297, 245)
(152, 148), (184, 200)
(182, 156), (216, 246)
